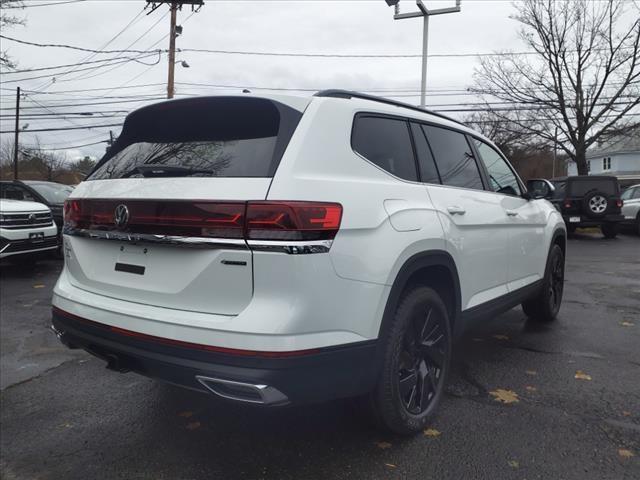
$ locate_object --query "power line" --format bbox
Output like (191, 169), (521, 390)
(32, 7), (146, 91)
(103, 9), (198, 97)
(23, 140), (108, 151)
(67, 9), (169, 83)
(5, 33), (631, 60)
(0, 96), (165, 111)
(2, 0), (87, 8)
(0, 83), (166, 94)
(0, 122), (123, 134)
(1, 53), (162, 74)
(0, 34), (159, 54)
(0, 52), (162, 83)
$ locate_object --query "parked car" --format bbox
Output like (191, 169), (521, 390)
(620, 183), (640, 235)
(549, 175), (624, 238)
(0, 199), (58, 262)
(0, 180), (74, 234)
(51, 92), (566, 434)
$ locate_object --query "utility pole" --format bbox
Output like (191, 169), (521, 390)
(106, 130), (116, 153)
(13, 86), (20, 180)
(146, 1), (203, 99)
(167, 1), (178, 99)
(386, 1), (462, 108)
(552, 126), (558, 178)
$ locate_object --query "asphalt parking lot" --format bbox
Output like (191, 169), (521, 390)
(1, 232), (639, 480)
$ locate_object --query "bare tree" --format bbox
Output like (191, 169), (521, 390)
(471, 0), (640, 175)
(0, 0), (25, 69)
(464, 110), (534, 157)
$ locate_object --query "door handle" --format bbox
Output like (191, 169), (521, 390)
(447, 206), (466, 215)
(505, 209), (518, 217)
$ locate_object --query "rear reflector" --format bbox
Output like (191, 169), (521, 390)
(64, 199), (342, 242)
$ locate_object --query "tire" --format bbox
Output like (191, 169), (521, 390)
(601, 223), (618, 239)
(522, 244), (564, 322)
(582, 191), (609, 219)
(368, 286), (452, 435)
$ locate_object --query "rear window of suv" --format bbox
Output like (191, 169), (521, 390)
(88, 97), (302, 180)
(568, 179), (618, 196)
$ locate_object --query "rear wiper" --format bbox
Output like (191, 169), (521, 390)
(122, 165), (214, 178)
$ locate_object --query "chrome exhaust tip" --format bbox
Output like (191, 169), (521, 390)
(50, 324), (79, 349)
(195, 375), (289, 405)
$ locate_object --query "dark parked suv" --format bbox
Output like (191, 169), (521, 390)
(550, 176), (624, 238)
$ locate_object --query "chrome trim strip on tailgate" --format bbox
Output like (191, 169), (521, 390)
(63, 227), (248, 250)
(246, 239), (333, 254)
(64, 227), (333, 254)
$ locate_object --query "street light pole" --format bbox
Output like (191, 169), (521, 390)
(391, 1), (462, 108)
(420, 13), (429, 109)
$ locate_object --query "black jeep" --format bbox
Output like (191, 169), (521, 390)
(549, 175), (624, 238)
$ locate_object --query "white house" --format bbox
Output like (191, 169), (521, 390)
(567, 126), (640, 187)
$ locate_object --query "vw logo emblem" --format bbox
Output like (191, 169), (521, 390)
(27, 213), (37, 224)
(114, 204), (130, 229)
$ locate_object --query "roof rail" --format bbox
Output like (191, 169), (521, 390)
(314, 89), (465, 126)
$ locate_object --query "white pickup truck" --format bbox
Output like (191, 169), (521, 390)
(0, 199), (58, 261)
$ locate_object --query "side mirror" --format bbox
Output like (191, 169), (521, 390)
(525, 179), (555, 200)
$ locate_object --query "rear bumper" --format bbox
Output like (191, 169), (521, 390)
(51, 307), (379, 405)
(562, 213), (624, 227)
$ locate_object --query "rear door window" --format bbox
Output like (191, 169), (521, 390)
(352, 115), (418, 182)
(422, 125), (484, 190)
(88, 97), (302, 180)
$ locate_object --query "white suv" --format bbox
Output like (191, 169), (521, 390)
(52, 91), (566, 434)
(1, 199), (58, 261)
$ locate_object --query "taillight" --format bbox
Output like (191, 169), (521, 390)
(63, 199), (246, 238)
(63, 200), (343, 243)
(563, 200), (572, 209)
(64, 199), (80, 226)
(616, 199), (623, 208)
(246, 202), (342, 241)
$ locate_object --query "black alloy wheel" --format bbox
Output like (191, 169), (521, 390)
(547, 248), (564, 317)
(368, 286), (451, 434)
(522, 244), (564, 322)
(398, 307), (446, 415)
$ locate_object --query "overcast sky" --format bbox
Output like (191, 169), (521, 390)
(1, 0), (528, 160)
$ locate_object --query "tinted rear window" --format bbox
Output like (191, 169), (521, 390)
(569, 179), (618, 196)
(351, 115), (418, 182)
(88, 97), (302, 180)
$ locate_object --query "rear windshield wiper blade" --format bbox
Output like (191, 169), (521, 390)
(122, 165), (214, 178)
